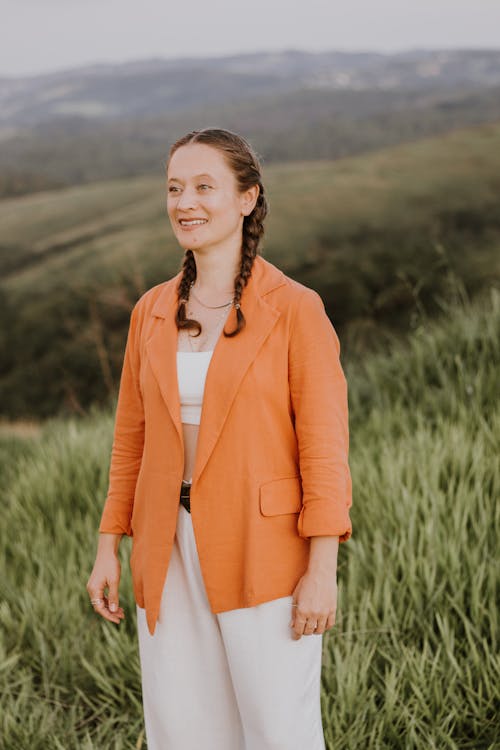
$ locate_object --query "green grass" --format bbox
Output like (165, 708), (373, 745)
(1, 285), (498, 748)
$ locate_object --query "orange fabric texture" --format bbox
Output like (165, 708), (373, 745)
(98, 255), (353, 635)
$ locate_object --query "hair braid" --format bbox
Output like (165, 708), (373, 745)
(176, 249), (200, 335)
(227, 183), (268, 336)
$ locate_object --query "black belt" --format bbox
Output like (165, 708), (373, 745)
(180, 481), (191, 513)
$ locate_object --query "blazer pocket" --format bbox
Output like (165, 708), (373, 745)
(259, 475), (303, 516)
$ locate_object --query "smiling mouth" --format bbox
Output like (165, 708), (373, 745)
(179, 219), (208, 226)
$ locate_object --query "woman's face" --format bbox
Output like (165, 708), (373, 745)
(166, 142), (258, 253)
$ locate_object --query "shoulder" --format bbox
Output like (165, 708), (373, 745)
(258, 258), (337, 348)
(256, 254), (323, 309)
(130, 273), (180, 321)
(260, 261), (326, 322)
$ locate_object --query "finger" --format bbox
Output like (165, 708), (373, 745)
(101, 594), (125, 623)
(313, 615), (329, 635)
(89, 588), (123, 624)
(91, 596), (111, 619)
(291, 612), (307, 640)
(102, 594), (126, 619)
(88, 584), (105, 611)
(107, 577), (120, 614)
(325, 610), (336, 630)
(303, 617), (319, 635)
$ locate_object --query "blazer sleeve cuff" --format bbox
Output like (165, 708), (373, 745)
(98, 500), (133, 537)
(297, 503), (352, 542)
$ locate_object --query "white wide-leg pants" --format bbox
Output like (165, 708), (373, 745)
(136, 504), (326, 750)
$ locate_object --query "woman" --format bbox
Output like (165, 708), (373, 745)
(87, 128), (353, 749)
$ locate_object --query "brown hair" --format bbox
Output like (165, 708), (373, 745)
(166, 128), (269, 337)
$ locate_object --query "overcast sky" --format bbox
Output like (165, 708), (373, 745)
(2, 0), (499, 77)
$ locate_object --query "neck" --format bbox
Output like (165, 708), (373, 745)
(189, 242), (241, 297)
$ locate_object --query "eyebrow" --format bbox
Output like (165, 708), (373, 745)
(167, 173), (216, 183)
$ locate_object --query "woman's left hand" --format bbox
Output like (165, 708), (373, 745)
(289, 569), (337, 640)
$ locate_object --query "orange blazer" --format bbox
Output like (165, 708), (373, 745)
(98, 254), (352, 635)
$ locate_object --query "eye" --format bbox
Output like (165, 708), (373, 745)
(198, 184), (211, 190)
(168, 186), (179, 193)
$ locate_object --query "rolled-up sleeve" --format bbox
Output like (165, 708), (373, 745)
(288, 288), (352, 542)
(98, 303), (144, 536)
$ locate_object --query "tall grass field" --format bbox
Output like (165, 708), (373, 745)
(1, 286), (498, 749)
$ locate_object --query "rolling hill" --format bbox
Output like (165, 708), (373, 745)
(2, 49), (500, 198)
(0, 120), (499, 418)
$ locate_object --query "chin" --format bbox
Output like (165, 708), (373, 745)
(182, 239), (215, 253)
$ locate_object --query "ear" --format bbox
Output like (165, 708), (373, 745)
(241, 184), (260, 217)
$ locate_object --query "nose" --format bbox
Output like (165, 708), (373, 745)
(176, 187), (199, 211)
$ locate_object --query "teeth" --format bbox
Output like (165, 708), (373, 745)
(180, 219), (207, 225)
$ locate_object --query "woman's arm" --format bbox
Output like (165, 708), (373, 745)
(97, 532), (124, 555)
(288, 288), (352, 543)
(98, 302), (145, 536)
(308, 534), (340, 573)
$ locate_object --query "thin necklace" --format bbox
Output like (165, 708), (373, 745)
(182, 281), (241, 352)
(186, 308), (229, 352)
(189, 281), (234, 309)
(186, 298), (233, 352)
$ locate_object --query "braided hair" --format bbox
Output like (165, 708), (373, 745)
(166, 128), (269, 337)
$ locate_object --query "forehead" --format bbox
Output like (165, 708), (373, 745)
(167, 142), (231, 181)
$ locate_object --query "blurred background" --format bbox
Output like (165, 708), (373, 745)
(1, 2), (498, 749)
(0, 0), (499, 420)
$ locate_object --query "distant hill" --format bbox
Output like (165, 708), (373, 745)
(2, 48), (500, 128)
(1, 48), (500, 198)
(0, 119), (499, 419)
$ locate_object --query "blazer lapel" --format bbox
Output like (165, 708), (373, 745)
(145, 256), (285, 485)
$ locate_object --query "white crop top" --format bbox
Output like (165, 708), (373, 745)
(176, 350), (214, 425)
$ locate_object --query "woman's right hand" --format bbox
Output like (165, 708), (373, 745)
(86, 551), (126, 625)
